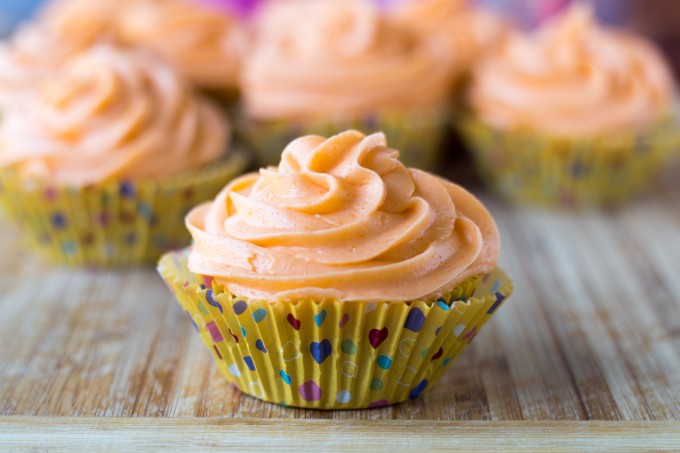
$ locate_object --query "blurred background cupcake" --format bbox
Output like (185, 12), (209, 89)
(116, 0), (249, 104)
(0, 45), (248, 265)
(460, 4), (679, 207)
(390, 0), (509, 90)
(238, 0), (456, 169)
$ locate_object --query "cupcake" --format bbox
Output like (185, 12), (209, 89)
(461, 5), (679, 207)
(0, 0), (122, 105)
(239, 0), (455, 169)
(0, 45), (249, 265)
(158, 130), (512, 409)
(116, 0), (248, 101)
(391, 0), (508, 85)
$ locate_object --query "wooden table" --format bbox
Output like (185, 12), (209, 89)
(1, 156), (680, 451)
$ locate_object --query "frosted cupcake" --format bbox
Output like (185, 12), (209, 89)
(391, 0), (508, 84)
(462, 5), (679, 207)
(240, 0), (454, 169)
(117, 0), (248, 101)
(0, 45), (248, 265)
(159, 130), (512, 409)
(0, 0), (123, 105)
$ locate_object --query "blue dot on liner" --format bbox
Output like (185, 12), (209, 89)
(185, 312), (199, 332)
(124, 232), (137, 246)
(279, 370), (292, 385)
(487, 293), (506, 315)
(51, 213), (67, 229)
(409, 379), (428, 399)
(443, 357), (452, 368)
(491, 279), (500, 293)
(255, 339), (268, 353)
(436, 300), (450, 311)
(137, 202), (153, 220)
(376, 355), (392, 370)
(206, 290), (223, 314)
(233, 300), (247, 315)
(243, 356), (255, 371)
(252, 308), (267, 323)
(435, 327), (442, 336)
(120, 181), (135, 198)
(240, 327), (247, 337)
(61, 240), (76, 255)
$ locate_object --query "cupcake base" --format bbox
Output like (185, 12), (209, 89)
(0, 150), (250, 266)
(459, 114), (680, 208)
(158, 249), (512, 410)
(238, 107), (450, 171)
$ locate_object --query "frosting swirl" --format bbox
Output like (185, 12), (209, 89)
(243, 0), (453, 120)
(117, 0), (247, 90)
(0, 45), (228, 185)
(0, 0), (122, 103)
(469, 5), (676, 136)
(392, 0), (507, 73)
(187, 130), (499, 302)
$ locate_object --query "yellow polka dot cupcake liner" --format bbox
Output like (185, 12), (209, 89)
(158, 249), (512, 409)
(459, 114), (680, 208)
(238, 107), (449, 171)
(0, 151), (250, 266)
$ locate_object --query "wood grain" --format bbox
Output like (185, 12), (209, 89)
(1, 418), (679, 452)
(1, 156), (680, 424)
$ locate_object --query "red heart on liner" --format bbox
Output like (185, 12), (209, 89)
(368, 327), (388, 349)
(287, 314), (301, 330)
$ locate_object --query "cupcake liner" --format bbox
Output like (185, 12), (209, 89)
(237, 107), (450, 170)
(158, 249), (512, 409)
(459, 113), (680, 208)
(0, 150), (250, 266)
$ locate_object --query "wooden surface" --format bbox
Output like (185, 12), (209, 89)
(1, 155), (680, 447)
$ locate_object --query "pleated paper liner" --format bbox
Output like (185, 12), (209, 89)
(158, 249), (512, 409)
(237, 107), (450, 171)
(0, 150), (250, 266)
(458, 113), (680, 208)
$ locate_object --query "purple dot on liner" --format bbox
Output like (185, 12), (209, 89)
(435, 327), (442, 336)
(51, 213), (67, 229)
(243, 356), (255, 371)
(233, 300), (247, 315)
(206, 321), (224, 342)
(206, 290), (223, 313)
(487, 293), (506, 314)
(404, 307), (426, 333)
(185, 312), (199, 332)
(120, 181), (135, 198)
(299, 380), (322, 402)
(96, 212), (109, 226)
(367, 399), (390, 408)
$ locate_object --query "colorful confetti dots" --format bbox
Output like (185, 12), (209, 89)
(310, 339), (332, 364)
(404, 308), (426, 332)
(252, 308), (267, 323)
(341, 339), (357, 355)
(376, 355), (392, 370)
(299, 381), (322, 401)
(243, 356), (255, 371)
(232, 300), (247, 315)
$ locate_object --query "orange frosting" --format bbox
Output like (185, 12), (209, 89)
(117, 0), (247, 90)
(242, 0), (453, 121)
(0, 45), (228, 185)
(187, 130), (499, 302)
(470, 5), (676, 136)
(392, 0), (507, 73)
(0, 0), (122, 103)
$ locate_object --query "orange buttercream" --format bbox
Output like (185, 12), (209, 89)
(0, 45), (228, 185)
(242, 0), (453, 120)
(469, 4), (676, 136)
(0, 0), (122, 103)
(117, 0), (247, 90)
(187, 131), (499, 302)
(392, 0), (507, 72)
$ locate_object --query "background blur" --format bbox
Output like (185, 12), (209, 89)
(1, 0), (678, 77)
